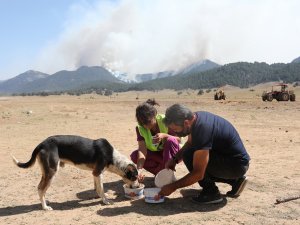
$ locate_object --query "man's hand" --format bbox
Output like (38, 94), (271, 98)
(165, 158), (177, 171)
(158, 184), (176, 197)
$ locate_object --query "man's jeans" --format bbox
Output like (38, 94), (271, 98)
(183, 148), (249, 193)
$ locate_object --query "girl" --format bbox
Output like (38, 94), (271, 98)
(130, 99), (180, 181)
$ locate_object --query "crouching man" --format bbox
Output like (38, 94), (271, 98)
(158, 104), (250, 204)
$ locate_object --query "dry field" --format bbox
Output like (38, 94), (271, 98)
(0, 86), (299, 225)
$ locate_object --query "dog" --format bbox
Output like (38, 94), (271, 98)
(12, 135), (138, 210)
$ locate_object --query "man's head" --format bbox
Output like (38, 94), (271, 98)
(164, 104), (194, 137)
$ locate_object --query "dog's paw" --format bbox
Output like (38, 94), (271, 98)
(42, 205), (53, 211)
(102, 198), (114, 205)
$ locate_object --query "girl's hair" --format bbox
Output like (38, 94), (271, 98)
(136, 99), (160, 125)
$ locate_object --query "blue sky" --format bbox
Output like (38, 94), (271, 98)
(0, 0), (101, 80)
(0, 1), (66, 79)
(1, 0), (300, 80)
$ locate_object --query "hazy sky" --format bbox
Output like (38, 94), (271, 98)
(1, 0), (299, 80)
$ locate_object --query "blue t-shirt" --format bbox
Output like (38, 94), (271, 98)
(191, 111), (250, 162)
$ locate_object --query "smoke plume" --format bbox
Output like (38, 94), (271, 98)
(34, 0), (300, 79)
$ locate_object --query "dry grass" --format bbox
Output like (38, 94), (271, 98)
(0, 87), (299, 225)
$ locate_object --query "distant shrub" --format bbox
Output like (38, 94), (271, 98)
(198, 89), (204, 95)
(96, 90), (103, 95)
(104, 89), (113, 96)
(40, 92), (49, 96)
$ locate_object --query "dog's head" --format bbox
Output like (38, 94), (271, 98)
(123, 164), (139, 186)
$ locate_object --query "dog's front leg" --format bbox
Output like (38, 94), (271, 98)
(94, 174), (113, 205)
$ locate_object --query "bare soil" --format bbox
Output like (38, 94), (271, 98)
(0, 87), (299, 225)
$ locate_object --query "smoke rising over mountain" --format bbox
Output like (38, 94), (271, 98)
(34, 0), (300, 79)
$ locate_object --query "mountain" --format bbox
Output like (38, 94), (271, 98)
(291, 56), (300, 63)
(105, 69), (133, 83)
(0, 59), (221, 94)
(0, 70), (49, 94)
(2, 59), (299, 95)
(127, 62), (300, 91)
(178, 59), (221, 75)
(0, 66), (122, 94)
(20, 66), (122, 93)
(135, 71), (174, 82)
(134, 59), (220, 82)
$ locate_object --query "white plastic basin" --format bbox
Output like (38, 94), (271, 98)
(144, 187), (164, 203)
(123, 183), (145, 200)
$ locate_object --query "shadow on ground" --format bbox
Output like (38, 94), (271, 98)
(0, 180), (129, 216)
(0, 199), (101, 217)
(98, 188), (228, 217)
(1, 179), (228, 217)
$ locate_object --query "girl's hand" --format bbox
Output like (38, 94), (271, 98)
(137, 169), (145, 183)
(153, 133), (168, 143)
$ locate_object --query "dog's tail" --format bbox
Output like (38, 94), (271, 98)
(12, 143), (43, 168)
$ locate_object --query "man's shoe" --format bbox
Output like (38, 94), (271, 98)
(191, 190), (223, 204)
(226, 176), (248, 198)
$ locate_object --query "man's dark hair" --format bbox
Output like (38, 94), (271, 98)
(136, 99), (159, 125)
(164, 104), (193, 126)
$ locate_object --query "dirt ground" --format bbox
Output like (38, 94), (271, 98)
(0, 86), (299, 225)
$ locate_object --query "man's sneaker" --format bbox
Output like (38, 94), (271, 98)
(226, 176), (248, 198)
(191, 190), (223, 204)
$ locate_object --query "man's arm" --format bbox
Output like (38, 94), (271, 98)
(165, 134), (192, 170)
(172, 138), (191, 163)
(159, 149), (209, 196)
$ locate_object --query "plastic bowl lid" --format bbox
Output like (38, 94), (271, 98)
(154, 169), (176, 188)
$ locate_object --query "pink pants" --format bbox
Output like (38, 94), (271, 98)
(130, 136), (180, 175)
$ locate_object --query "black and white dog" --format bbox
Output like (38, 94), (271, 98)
(12, 135), (138, 210)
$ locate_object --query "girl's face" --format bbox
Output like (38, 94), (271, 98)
(142, 117), (156, 130)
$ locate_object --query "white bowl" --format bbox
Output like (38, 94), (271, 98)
(154, 169), (176, 188)
(144, 188), (165, 203)
(123, 183), (145, 200)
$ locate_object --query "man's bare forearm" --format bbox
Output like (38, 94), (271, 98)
(173, 141), (191, 162)
(170, 170), (203, 190)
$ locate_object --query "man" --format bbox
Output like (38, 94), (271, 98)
(158, 104), (250, 204)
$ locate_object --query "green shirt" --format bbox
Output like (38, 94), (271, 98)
(137, 114), (168, 151)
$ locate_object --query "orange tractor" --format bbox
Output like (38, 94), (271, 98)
(262, 83), (296, 102)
